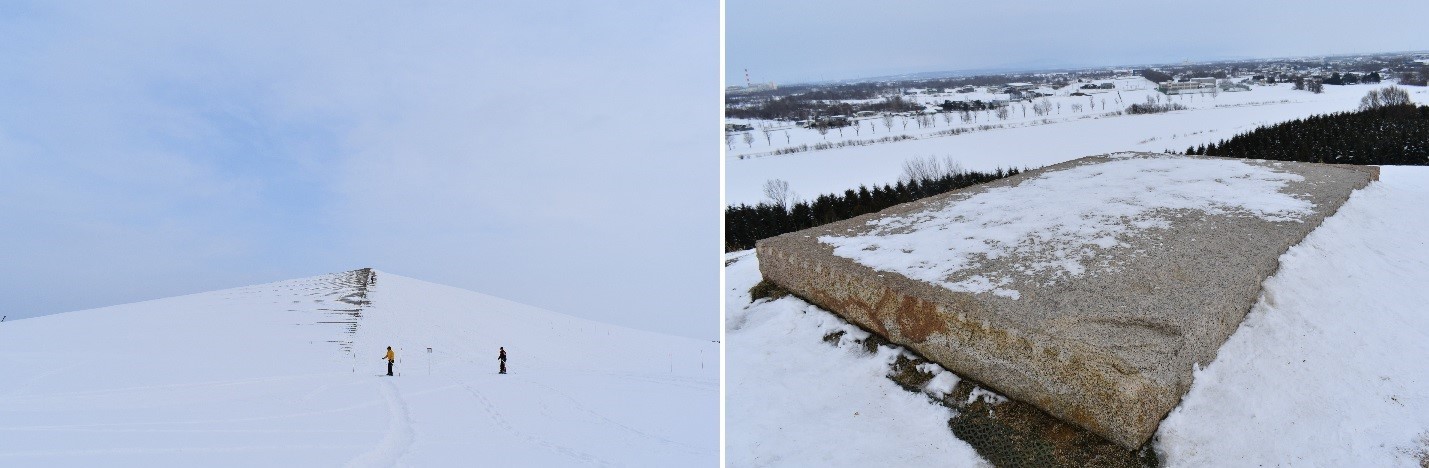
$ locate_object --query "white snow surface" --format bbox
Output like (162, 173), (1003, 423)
(1155, 166), (1429, 466)
(0, 271), (716, 467)
(728, 81), (1429, 206)
(727, 167), (1429, 466)
(820, 155), (1312, 298)
(724, 251), (989, 468)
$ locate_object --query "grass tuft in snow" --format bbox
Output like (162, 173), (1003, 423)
(888, 354), (936, 392)
(1392, 431), (1429, 468)
(1405, 432), (1429, 468)
(747, 279), (790, 302)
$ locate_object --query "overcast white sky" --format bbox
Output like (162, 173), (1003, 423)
(0, 1), (717, 339)
(727, 0), (1429, 84)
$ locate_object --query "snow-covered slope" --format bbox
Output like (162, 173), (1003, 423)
(724, 252), (988, 467)
(726, 166), (1429, 466)
(1156, 166), (1429, 466)
(0, 270), (717, 467)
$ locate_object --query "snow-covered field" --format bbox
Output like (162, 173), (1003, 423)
(0, 271), (717, 467)
(725, 167), (1429, 467)
(726, 81), (1429, 206)
(724, 251), (987, 467)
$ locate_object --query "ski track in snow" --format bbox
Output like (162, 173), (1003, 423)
(0, 402), (389, 432)
(428, 335), (711, 457)
(0, 444), (370, 458)
(515, 375), (701, 455)
(594, 370), (717, 391)
(344, 379), (415, 468)
(456, 379), (615, 467)
(2, 361), (89, 397)
(0, 382), (398, 433)
(3, 373), (333, 401)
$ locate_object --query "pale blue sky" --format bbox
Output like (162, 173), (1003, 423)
(727, 0), (1429, 84)
(0, 1), (717, 339)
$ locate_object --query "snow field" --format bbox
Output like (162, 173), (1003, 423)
(0, 271), (717, 467)
(727, 81), (1429, 206)
(724, 251), (989, 467)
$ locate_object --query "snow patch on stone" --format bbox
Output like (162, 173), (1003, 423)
(820, 156), (1313, 298)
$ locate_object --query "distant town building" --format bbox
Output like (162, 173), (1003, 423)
(804, 116), (850, 128)
(1159, 80), (1214, 95)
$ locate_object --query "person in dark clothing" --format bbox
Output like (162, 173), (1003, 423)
(384, 346), (395, 376)
(498, 347), (507, 374)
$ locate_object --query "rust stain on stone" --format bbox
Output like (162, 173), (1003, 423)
(894, 296), (948, 342)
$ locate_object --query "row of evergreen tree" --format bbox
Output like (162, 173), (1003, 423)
(1183, 104), (1429, 165)
(725, 168), (1020, 251)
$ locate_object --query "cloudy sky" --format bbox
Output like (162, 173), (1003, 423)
(0, 1), (717, 339)
(728, 0), (1429, 84)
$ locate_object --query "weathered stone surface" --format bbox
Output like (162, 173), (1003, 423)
(756, 153), (1377, 449)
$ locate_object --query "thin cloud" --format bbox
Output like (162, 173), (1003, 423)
(0, 1), (717, 338)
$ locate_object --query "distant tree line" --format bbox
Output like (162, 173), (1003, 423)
(1400, 66), (1429, 87)
(727, 95), (925, 121)
(1321, 72), (1383, 85)
(725, 165), (1022, 251)
(1183, 94), (1428, 165)
(938, 99), (1000, 112)
(1126, 95), (1188, 114)
(751, 134), (918, 157)
(1138, 69), (1173, 83)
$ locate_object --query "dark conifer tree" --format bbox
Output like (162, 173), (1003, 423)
(724, 167), (1024, 251)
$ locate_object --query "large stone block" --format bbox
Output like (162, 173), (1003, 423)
(756, 153), (1376, 449)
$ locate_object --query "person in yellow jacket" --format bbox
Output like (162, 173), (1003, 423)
(383, 346), (395, 376)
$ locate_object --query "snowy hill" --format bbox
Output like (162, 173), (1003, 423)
(0, 270), (717, 467)
(726, 167), (1429, 466)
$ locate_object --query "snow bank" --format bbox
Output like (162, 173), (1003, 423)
(1156, 166), (1429, 467)
(724, 252), (988, 467)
